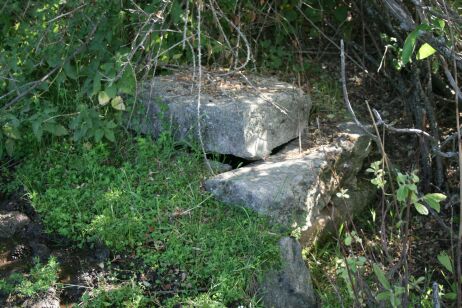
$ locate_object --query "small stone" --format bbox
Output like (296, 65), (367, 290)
(0, 211), (30, 238)
(29, 242), (51, 263)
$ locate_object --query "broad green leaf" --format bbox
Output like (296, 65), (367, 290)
(396, 172), (407, 184)
(423, 193), (446, 213)
(414, 203), (428, 215)
(94, 129), (104, 142)
(5, 138), (15, 156)
(105, 129), (115, 142)
(98, 91), (110, 106)
(444, 292), (457, 300)
(43, 123), (68, 136)
(31, 121), (43, 141)
(3, 124), (21, 140)
(105, 120), (117, 129)
(344, 235), (352, 246)
(111, 96), (126, 111)
(416, 43), (436, 60)
(46, 54), (61, 68)
(437, 252), (453, 273)
(377, 291), (391, 301)
(64, 62), (78, 80)
(396, 186), (408, 202)
(172, 53), (183, 60)
(92, 73), (102, 96)
(373, 263), (391, 289)
(402, 31), (418, 65)
(105, 85), (117, 98)
(394, 286), (405, 296)
(118, 69), (135, 95)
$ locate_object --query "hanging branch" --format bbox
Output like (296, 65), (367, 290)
(340, 40), (379, 142)
(380, 0), (462, 70)
(341, 40), (458, 159)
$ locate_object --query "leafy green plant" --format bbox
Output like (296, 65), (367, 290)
(395, 171), (446, 215)
(401, 18), (445, 65)
(81, 282), (148, 308)
(15, 134), (281, 305)
(0, 257), (59, 298)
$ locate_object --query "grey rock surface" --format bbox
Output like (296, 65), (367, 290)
(204, 123), (372, 237)
(207, 160), (233, 174)
(21, 288), (60, 308)
(0, 211), (30, 238)
(132, 72), (311, 160)
(260, 236), (317, 308)
(300, 178), (377, 245)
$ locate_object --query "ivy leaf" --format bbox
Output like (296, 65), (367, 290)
(111, 96), (126, 111)
(423, 193), (446, 213)
(98, 91), (110, 106)
(414, 203), (429, 215)
(373, 263), (391, 290)
(416, 43), (436, 60)
(437, 252), (453, 273)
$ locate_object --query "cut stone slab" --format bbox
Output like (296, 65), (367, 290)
(133, 71), (311, 160)
(204, 123), (372, 239)
(260, 236), (318, 308)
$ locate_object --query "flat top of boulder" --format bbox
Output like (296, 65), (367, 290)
(140, 70), (306, 107)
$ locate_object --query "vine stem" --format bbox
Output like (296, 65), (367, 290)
(196, 0), (213, 174)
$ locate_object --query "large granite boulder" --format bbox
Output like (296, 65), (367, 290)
(132, 72), (311, 160)
(204, 123), (373, 242)
(260, 236), (318, 308)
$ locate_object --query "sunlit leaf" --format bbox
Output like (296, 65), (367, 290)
(416, 43), (436, 60)
(414, 203), (428, 215)
(98, 91), (110, 106)
(111, 96), (126, 111)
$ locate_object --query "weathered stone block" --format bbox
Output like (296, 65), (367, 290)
(133, 72), (311, 160)
(204, 123), (372, 237)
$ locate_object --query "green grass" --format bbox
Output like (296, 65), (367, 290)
(14, 132), (281, 306)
